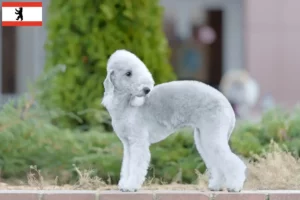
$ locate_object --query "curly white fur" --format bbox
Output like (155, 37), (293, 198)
(101, 49), (247, 192)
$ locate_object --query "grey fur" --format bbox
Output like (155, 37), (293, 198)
(102, 49), (247, 192)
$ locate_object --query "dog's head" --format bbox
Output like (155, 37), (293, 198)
(102, 49), (155, 107)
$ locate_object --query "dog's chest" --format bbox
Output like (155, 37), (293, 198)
(111, 109), (142, 138)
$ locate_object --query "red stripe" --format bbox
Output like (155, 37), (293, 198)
(2, 2), (42, 7)
(2, 21), (42, 26)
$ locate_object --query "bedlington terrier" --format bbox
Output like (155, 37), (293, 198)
(101, 49), (247, 193)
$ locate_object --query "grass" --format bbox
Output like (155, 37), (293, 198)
(0, 140), (299, 191)
(245, 140), (300, 190)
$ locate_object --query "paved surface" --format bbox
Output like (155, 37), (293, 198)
(0, 190), (299, 200)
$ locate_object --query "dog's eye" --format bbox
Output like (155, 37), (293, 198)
(125, 71), (132, 77)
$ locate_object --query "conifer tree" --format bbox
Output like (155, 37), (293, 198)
(38, 0), (176, 128)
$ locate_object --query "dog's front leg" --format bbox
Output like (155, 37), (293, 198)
(118, 139), (130, 189)
(119, 139), (150, 192)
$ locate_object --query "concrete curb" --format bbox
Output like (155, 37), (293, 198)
(0, 190), (299, 200)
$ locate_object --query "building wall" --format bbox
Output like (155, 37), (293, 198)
(15, 0), (48, 93)
(3, 0), (299, 109)
(244, 0), (300, 109)
(9, 0), (243, 94)
(0, 4), (2, 93)
(160, 0), (244, 73)
(0, 0), (48, 94)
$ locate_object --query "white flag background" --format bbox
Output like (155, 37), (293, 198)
(2, 7), (42, 22)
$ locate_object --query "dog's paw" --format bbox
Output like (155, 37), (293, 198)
(227, 188), (242, 192)
(119, 188), (138, 192)
(207, 171), (224, 192)
(118, 180), (141, 192)
(208, 184), (223, 192)
(224, 173), (245, 192)
(225, 182), (244, 192)
(225, 182), (243, 192)
(208, 186), (224, 192)
(118, 179), (126, 189)
(118, 184), (138, 192)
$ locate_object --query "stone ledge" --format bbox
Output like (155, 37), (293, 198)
(0, 190), (299, 200)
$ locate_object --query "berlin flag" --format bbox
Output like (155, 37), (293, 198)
(2, 2), (42, 26)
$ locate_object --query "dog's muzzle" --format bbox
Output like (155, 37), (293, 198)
(143, 87), (151, 95)
(135, 85), (152, 97)
(135, 87), (151, 97)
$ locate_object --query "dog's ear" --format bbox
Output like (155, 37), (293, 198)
(103, 70), (115, 94)
(101, 70), (115, 107)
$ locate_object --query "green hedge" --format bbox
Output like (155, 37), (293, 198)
(37, 0), (176, 128)
(230, 107), (300, 157)
(0, 96), (201, 184)
(1, 95), (300, 184)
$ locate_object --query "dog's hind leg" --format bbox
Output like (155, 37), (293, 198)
(199, 122), (246, 192)
(194, 128), (224, 191)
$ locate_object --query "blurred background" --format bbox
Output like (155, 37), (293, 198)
(1, 0), (300, 118)
(0, 0), (300, 188)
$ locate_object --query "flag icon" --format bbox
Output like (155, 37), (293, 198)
(2, 2), (42, 26)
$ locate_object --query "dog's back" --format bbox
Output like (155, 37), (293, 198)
(142, 80), (234, 139)
(147, 80), (232, 111)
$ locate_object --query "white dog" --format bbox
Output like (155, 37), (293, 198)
(101, 49), (247, 192)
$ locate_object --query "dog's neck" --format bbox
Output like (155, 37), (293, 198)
(102, 90), (131, 118)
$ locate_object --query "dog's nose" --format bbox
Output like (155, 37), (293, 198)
(143, 87), (151, 94)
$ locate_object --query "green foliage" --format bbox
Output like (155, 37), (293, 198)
(150, 130), (205, 183)
(0, 96), (201, 185)
(231, 106), (300, 157)
(37, 0), (176, 128)
(0, 94), (121, 183)
(2, 92), (300, 184)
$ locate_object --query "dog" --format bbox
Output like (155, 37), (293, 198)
(101, 49), (247, 192)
